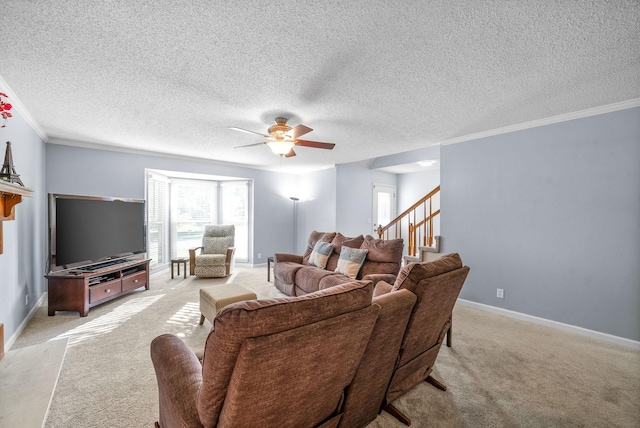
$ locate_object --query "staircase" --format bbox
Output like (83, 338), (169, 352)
(377, 185), (441, 264)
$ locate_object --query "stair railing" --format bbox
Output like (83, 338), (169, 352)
(377, 185), (440, 257)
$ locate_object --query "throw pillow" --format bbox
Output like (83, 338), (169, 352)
(308, 241), (334, 269)
(335, 247), (369, 279)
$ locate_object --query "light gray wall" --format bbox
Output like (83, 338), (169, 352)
(441, 107), (640, 341)
(397, 169), (440, 213)
(45, 142), (297, 266)
(0, 109), (46, 345)
(335, 161), (397, 237)
(294, 168), (337, 253)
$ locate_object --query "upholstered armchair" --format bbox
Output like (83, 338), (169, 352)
(150, 281), (380, 428)
(374, 253), (470, 425)
(189, 224), (235, 278)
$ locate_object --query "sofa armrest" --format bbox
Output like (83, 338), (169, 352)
(150, 334), (203, 428)
(362, 273), (397, 288)
(274, 252), (303, 264)
(373, 281), (394, 298)
(189, 246), (203, 275)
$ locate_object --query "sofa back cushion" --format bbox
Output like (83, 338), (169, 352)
(392, 253), (463, 292)
(358, 235), (404, 279)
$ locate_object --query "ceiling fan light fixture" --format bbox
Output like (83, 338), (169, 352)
(417, 160), (436, 167)
(268, 140), (295, 155)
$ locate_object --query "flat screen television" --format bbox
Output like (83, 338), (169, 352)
(48, 193), (147, 272)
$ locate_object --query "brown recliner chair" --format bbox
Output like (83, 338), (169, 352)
(372, 253), (470, 426)
(150, 281), (380, 428)
(339, 287), (417, 428)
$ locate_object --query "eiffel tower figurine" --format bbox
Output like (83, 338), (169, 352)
(0, 141), (24, 186)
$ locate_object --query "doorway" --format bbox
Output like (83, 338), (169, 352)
(373, 183), (396, 238)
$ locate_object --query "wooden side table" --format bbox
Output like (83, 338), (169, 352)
(171, 258), (187, 279)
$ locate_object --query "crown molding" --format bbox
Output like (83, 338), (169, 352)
(441, 98), (640, 147)
(0, 75), (49, 142)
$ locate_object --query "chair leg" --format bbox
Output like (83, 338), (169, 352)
(425, 375), (447, 391)
(155, 422), (160, 428)
(382, 403), (411, 426)
(199, 314), (205, 325)
(446, 315), (453, 347)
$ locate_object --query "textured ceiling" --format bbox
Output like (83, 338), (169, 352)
(1, 1), (639, 173)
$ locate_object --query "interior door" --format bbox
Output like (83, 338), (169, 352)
(373, 184), (396, 238)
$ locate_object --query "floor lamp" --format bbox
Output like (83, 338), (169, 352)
(290, 197), (299, 253)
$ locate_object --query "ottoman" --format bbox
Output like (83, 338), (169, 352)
(199, 284), (257, 326)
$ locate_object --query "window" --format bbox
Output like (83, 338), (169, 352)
(171, 179), (217, 260)
(147, 172), (170, 267)
(145, 170), (251, 270)
(221, 181), (249, 260)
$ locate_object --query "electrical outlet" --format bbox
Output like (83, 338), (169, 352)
(258, 253), (262, 259)
(496, 288), (504, 299)
(25, 293), (29, 306)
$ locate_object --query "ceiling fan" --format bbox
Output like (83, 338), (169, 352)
(231, 117), (335, 157)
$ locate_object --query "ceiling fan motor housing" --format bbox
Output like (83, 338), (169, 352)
(268, 117), (292, 140)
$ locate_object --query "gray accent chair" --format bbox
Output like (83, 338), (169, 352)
(189, 225), (236, 278)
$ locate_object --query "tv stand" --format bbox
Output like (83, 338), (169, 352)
(46, 258), (151, 316)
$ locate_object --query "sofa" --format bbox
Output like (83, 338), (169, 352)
(151, 254), (469, 428)
(339, 253), (470, 427)
(273, 231), (404, 296)
(151, 280), (381, 427)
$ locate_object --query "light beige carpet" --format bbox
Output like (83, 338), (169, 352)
(11, 267), (640, 427)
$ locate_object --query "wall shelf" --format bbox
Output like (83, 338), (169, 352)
(0, 181), (33, 254)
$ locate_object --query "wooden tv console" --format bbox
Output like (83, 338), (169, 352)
(46, 258), (151, 317)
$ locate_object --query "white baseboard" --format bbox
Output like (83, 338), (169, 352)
(6, 292), (48, 352)
(457, 299), (640, 350)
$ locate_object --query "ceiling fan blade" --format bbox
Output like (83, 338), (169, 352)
(295, 139), (336, 150)
(229, 127), (270, 138)
(286, 124), (313, 139)
(284, 148), (296, 157)
(234, 142), (267, 148)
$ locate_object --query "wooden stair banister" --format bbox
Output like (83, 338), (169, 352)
(377, 185), (440, 257)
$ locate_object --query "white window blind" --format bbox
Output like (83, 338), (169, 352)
(146, 171), (170, 268)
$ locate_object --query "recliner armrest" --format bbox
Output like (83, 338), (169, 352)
(225, 247), (236, 275)
(188, 246), (203, 276)
(150, 334), (203, 428)
(373, 281), (394, 298)
(274, 252), (303, 264)
(363, 273), (397, 288)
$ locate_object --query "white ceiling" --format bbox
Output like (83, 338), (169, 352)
(1, 1), (639, 173)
